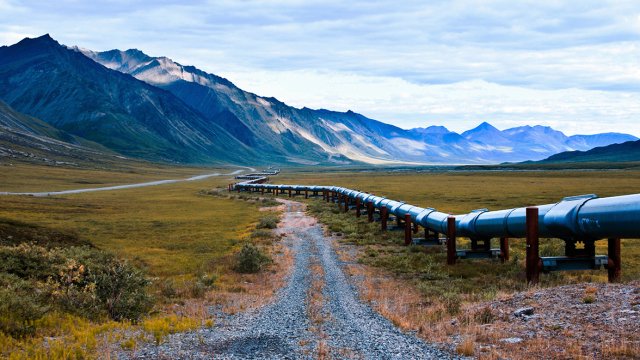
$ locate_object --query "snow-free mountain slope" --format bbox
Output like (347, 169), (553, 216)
(537, 140), (640, 163)
(0, 99), (117, 165)
(83, 48), (418, 165)
(0, 35), (258, 164)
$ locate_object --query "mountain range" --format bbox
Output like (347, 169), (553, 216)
(0, 34), (636, 166)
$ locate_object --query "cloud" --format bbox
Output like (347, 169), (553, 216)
(0, 0), (639, 135)
(218, 69), (640, 136)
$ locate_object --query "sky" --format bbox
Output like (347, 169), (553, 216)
(1, 0), (639, 136)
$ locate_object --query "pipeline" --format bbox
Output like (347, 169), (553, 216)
(234, 183), (640, 242)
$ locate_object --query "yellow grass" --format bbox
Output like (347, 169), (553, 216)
(277, 170), (640, 213)
(0, 164), (286, 358)
(0, 177), (260, 280)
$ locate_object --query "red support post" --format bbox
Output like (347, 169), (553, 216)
(447, 216), (456, 265)
(356, 198), (361, 217)
(500, 237), (509, 263)
(413, 221), (419, 234)
(367, 202), (374, 222)
(526, 207), (540, 284)
(608, 238), (621, 282)
(305, 190), (308, 199)
(261, 188), (264, 195)
(381, 207), (388, 231)
(344, 196), (349, 213)
(404, 214), (412, 245)
(288, 189), (292, 198)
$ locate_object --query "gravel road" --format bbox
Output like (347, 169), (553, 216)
(0, 168), (250, 197)
(128, 200), (457, 359)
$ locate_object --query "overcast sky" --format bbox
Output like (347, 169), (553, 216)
(1, 0), (639, 135)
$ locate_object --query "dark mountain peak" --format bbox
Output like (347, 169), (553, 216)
(0, 34), (79, 67)
(7, 34), (59, 50)
(31, 33), (55, 43)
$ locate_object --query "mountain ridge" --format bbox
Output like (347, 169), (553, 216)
(535, 140), (640, 163)
(0, 34), (636, 166)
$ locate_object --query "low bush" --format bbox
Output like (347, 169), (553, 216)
(251, 229), (274, 239)
(256, 215), (279, 229)
(234, 244), (271, 273)
(0, 273), (49, 337)
(0, 242), (153, 335)
(260, 198), (280, 207)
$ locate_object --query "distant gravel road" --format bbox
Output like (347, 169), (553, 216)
(128, 200), (457, 359)
(0, 168), (249, 197)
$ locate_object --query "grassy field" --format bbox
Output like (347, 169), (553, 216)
(0, 163), (235, 192)
(2, 165), (639, 358)
(277, 169), (640, 213)
(0, 166), (273, 358)
(0, 176), (261, 280)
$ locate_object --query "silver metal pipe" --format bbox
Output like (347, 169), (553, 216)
(237, 183), (640, 240)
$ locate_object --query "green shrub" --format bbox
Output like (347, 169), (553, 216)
(0, 273), (49, 337)
(260, 198), (280, 207)
(234, 244), (271, 273)
(0, 243), (56, 280)
(86, 253), (153, 321)
(0, 243), (153, 326)
(256, 216), (279, 229)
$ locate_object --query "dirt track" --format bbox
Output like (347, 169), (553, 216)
(128, 200), (456, 359)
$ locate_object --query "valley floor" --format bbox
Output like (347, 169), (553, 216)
(2, 166), (640, 359)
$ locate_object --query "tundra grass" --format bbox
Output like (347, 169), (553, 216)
(0, 175), (270, 358)
(0, 162), (231, 192)
(0, 178), (261, 280)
